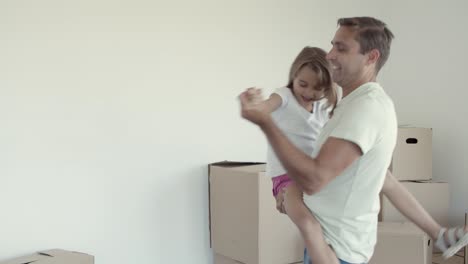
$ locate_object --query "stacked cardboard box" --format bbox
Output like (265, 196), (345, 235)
(369, 222), (432, 264)
(213, 253), (302, 264)
(376, 127), (451, 263)
(380, 181), (449, 227)
(390, 127), (433, 181)
(381, 127), (450, 227)
(209, 161), (304, 264)
(208, 128), (457, 263)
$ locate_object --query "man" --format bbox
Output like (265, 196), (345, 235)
(240, 17), (396, 263)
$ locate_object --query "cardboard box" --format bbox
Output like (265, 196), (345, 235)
(209, 162), (304, 264)
(0, 249), (94, 264)
(214, 253), (243, 264)
(214, 253), (302, 264)
(380, 181), (450, 227)
(369, 222), (432, 264)
(391, 127), (432, 181)
(432, 252), (464, 264)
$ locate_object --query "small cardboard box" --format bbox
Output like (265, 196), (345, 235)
(369, 222), (432, 264)
(209, 162), (304, 264)
(391, 127), (432, 181)
(0, 249), (94, 264)
(380, 181), (450, 227)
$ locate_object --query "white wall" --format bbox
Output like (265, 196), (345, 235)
(380, 0), (468, 226)
(0, 0), (466, 263)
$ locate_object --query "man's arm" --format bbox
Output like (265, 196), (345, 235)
(240, 89), (362, 195)
(260, 118), (362, 195)
(263, 93), (282, 113)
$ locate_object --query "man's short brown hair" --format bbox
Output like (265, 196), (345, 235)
(338, 17), (394, 72)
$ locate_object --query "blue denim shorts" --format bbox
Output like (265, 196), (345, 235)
(303, 248), (366, 264)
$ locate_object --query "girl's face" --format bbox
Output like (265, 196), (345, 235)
(292, 66), (326, 112)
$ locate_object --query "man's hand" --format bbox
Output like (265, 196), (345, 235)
(239, 87), (270, 126)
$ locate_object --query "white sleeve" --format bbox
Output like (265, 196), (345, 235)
(329, 98), (383, 154)
(272, 87), (291, 109)
(315, 99), (330, 124)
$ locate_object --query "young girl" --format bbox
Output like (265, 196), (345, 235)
(243, 46), (468, 264)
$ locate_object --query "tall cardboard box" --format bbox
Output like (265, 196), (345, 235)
(369, 222), (432, 264)
(0, 249), (94, 264)
(391, 127), (432, 181)
(209, 162), (304, 264)
(380, 181), (450, 227)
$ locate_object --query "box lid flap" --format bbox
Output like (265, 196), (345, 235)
(0, 250), (93, 264)
(209, 161), (265, 167)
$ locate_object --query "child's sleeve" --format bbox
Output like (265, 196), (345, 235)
(272, 87), (290, 109)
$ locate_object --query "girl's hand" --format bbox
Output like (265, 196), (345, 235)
(275, 189), (286, 214)
(238, 87), (270, 126)
(282, 183), (303, 213)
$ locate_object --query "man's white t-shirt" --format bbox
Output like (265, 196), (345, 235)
(303, 82), (397, 263)
(266, 86), (338, 177)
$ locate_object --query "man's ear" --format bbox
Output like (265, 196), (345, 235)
(367, 49), (381, 66)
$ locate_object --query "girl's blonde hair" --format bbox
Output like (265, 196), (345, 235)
(286, 47), (337, 115)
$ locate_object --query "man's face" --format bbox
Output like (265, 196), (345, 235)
(326, 26), (369, 89)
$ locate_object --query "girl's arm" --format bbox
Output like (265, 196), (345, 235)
(244, 87), (283, 114)
(263, 93), (282, 113)
(381, 170), (440, 239)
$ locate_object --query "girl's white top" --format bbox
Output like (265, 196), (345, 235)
(266, 86), (342, 177)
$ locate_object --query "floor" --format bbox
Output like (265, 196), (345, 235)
(432, 249), (466, 264)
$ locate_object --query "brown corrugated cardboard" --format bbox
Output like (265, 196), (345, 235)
(369, 222), (432, 264)
(214, 253), (244, 264)
(214, 253), (303, 264)
(391, 127), (432, 181)
(432, 252), (464, 264)
(209, 162), (304, 264)
(380, 181), (449, 227)
(208, 161), (264, 248)
(0, 249), (94, 264)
